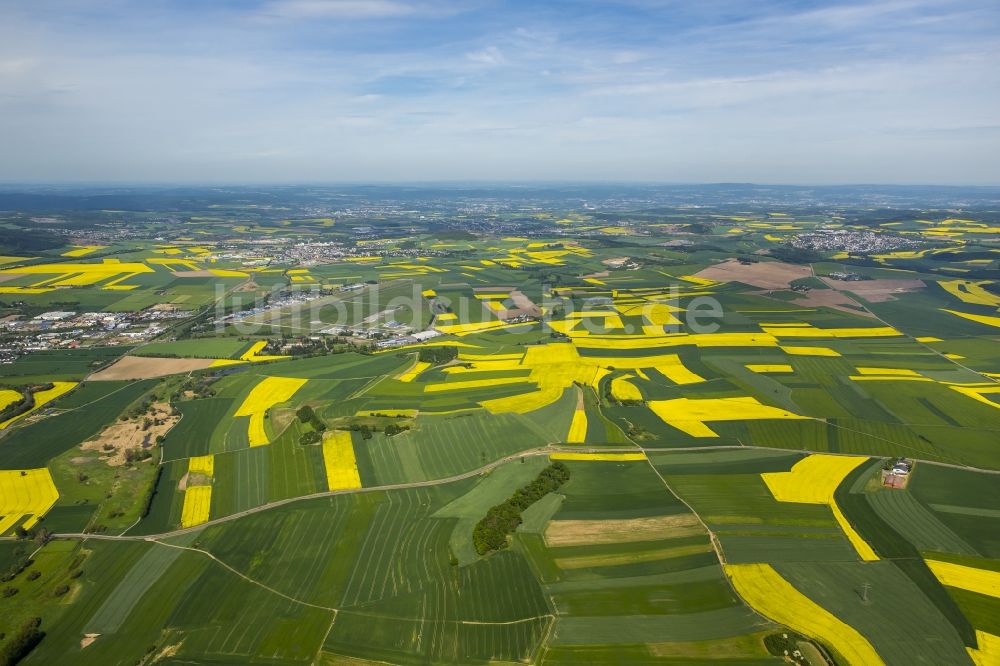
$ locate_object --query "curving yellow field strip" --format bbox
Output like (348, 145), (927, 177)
(949, 385), (1000, 411)
(942, 309), (1000, 330)
(234, 376), (308, 446)
(610, 375), (642, 401)
(0, 381), (77, 430)
(939, 280), (1000, 307)
(725, 563), (884, 666)
(0, 389), (21, 411)
(397, 361), (431, 383)
(761, 454), (878, 561)
(925, 559), (1000, 599)
(62, 245), (106, 257)
(239, 340), (290, 362)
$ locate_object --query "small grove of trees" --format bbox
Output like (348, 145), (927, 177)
(0, 617), (45, 665)
(349, 424), (373, 440)
(384, 423), (410, 437)
(417, 346), (457, 365)
(0, 551), (32, 584)
(124, 448), (153, 464)
(299, 430), (322, 446)
(296, 405), (326, 432)
(473, 462), (571, 556)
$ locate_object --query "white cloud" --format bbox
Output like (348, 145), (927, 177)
(465, 46), (505, 66)
(258, 0), (418, 20)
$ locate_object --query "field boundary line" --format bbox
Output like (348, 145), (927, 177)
(641, 455), (782, 634)
(336, 609), (555, 626)
(148, 538), (340, 612)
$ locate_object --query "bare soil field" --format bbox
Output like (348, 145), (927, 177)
(544, 513), (703, 547)
(601, 257), (631, 268)
(793, 288), (875, 316)
(80, 402), (178, 465)
(89, 355), (216, 380)
(757, 288), (876, 318)
(694, 259), (811, 290)
(507, 289), (542, 317)
(821, 277), (925, 302)
(171, 270), (215, 278)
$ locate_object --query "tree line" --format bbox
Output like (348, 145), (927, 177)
(473, 462), (570, 556)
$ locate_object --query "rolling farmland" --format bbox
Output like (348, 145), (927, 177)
(0, 189), (998, 665)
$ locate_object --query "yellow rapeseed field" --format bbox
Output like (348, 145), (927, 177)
(397, 361), (431, 383)
(572, 331), (780, 350)
(61, 245), (106, 257)
(647, 397), (807, 438)
(180, 485), (212, 528)
(323, 431), (362, 491)
(0, 468), (60, 534)
(0, 389), (21, 411)
(652, 357), (705, 384)
(566, 409), (588, 443)
(968, 631), (1000, 666)
(478, 344), (608, 414)
(551, 452), (646, 461)
(942, 309), (1000, 330)
(850, 375), (932, 382)
(761, 454), (877, 561)
(780, 345), (842, 357)
(745, 364), (793, 373)
(435, 319), (521, 336)
(948, 385), (1000, 411)
(611, 375), (642, 401)
(855, 367), (920, 376)
(939, 279), (1000, 307)
(762, 325), (902, 338)
(725, 563), (884, 666)
(187, 454), (215, 477)
(239, 340), (290, 362)
(0, 381), (77, 430)
(234, 376), (308, 446)
(925, 559), (1000, 598)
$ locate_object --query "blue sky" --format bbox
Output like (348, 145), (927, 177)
(1, 0), (998, 183)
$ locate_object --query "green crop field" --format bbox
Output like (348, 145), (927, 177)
(0, 191), (998, 665)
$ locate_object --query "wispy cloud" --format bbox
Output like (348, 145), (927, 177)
(258, 0), (419, 20)
(0, 0), (997, 183)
